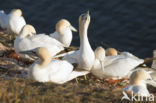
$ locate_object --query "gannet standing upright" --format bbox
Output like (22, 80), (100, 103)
(50, 19), (77, 47)
(63, 11), (95, 71)
(27, 47), (89, 84)
(14, 24), (64, 59)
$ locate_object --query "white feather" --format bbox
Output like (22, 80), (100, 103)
(91, 51), (144, 79)
(14, 33), (64, 58)
(29, 60), (89, 84)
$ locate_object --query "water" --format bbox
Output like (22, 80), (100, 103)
(0, 0), (156, 58)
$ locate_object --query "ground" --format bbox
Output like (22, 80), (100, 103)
(0, 31), (156, 103)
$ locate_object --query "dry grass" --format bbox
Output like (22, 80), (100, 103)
(0, 77), (123, 103)
(0, 30), (156, 103)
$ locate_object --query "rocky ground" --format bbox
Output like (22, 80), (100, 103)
(0, 31), (156, 103)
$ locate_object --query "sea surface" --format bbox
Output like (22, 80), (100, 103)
(0, 0), (156, 58)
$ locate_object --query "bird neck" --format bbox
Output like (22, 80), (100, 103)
(19, 29), (32, 38)
(19, 30), (27, 38)
(39, 58), (51, 68)
(79, 24), (91, 50)
(131, 80), (147, 88)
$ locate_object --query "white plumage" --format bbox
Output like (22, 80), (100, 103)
(124, 85), (150, 97)
(14, 25), (64, 58)
(124, 69), (155, 97)
(50, 19), (77, 47)
(62, 11), (95, 71)
(0, 9), (26, 35)
(28, 47), (89, 84)
(91, 47), (144, 79)
(0, 10), (8, 29)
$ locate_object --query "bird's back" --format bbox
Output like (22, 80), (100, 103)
(30, 34), (64, 56)
(47, 60), (73, 83)
(8, 15), (26, 34)
(124, 85), (150, 97)
(103, 54), (144, 78)
(50, 31), (59, 40)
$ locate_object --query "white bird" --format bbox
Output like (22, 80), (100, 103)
(105, 48), (118, 56)
(14, 24), (64, 59)
(0, 10), (8, 29)
(151, 50), (156, 69)
(7, 9), (26, 35)
(124, 69), (156, 97)
(0, 9), (26, 36)
(27, 47), (89, 84)
(91, 46), (144, 79)
(132, 50), (156, 85)
(62, 11), (95, 71)
(50, 19), (77, 47)
(142, 50), (156, 82)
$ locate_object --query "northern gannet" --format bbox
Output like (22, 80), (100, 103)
(50, 19), (77, 47)
(0, 10), (8, 29)
(141, 50), (156, 82)
(27, 47), (89, 84)
(14, 24), (64, 59)
(124, 69), (156, 97)
(8, 9), (26, 35)
(152, 50), (156, 69)
(0, 9), (26, 36)
(62, 11), (95, 71)
(91, 46), (144, 79)
(105, 48), (118, 56)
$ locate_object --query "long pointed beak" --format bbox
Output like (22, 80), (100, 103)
(70, 25), (77, 32)
(84, 10), (89, 16)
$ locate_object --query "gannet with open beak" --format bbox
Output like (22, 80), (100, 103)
(50, 19), (77, 47)
(62, 11), (95, 71)
(91, 46), (144, 79)
(14, 24), (64, 59)
(26, 47), (89, 84)
(124, 69), (156, 97)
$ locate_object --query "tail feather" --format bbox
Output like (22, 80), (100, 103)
(65, 71), (89, 83)
(146, 79), (156, 87)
